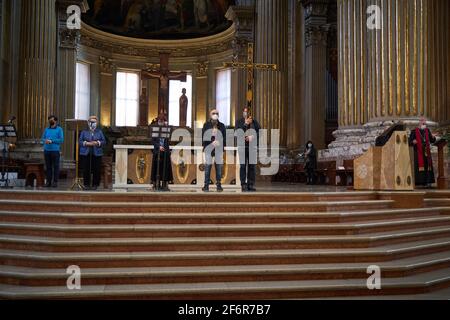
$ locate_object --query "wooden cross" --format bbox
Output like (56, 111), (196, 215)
(142, 53), (187, 120)
(223, 43), (277, 115)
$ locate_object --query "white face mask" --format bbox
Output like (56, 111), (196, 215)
(243, 112), (248, 118)
(211, 115), (219, 121)
(308, 144), (312, 148)
(89, 122), (97, 130)
(420, 125), (427, 130)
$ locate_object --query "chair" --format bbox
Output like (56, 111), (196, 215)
(24, 163), (45, 187)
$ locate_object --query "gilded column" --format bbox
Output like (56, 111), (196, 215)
(301, 0), (329, 149)
(322, 0), (450, 162)
(226, 4), (255, 125)
(18, 0), (57, 140)
(255, 0), (289, 147)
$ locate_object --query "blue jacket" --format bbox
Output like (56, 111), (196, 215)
(41, 126), (64, 152)
(79, 129), (106, 157)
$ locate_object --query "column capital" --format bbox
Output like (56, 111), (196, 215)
(59, 28), (81, 49)
(305, 25), (329, 47)
(226, 5), (254, 43)
(195, 60), (209, 78)
(300, 0), (329, 20)
(99, 56), (116, 75)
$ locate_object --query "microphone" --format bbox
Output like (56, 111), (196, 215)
(7, 116), (16, 124)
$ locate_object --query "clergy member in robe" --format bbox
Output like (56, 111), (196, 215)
(151, 113), (173, 192)
(409, 117), (439, 188)
(236, 107), (261, 192)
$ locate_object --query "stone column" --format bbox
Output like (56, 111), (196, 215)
(226, 4), (255, 125)
(254, 0), (289, 147)
(99, 56), (116, 127)
(56, 0), (87, 161)
(286, 0), (304, 151)
(301, 0), (329, 149)
(18, 0), (57, 141)
(322, 0), (450, 161)
(194, 60), (209, 127)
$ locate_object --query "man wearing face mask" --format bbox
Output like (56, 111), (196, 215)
(409, 117), (440, 188)
(151, 112), (173, 191)
(79, 116), (106, 190)
(41, 115), (64, 188)
(202, 109), (226, 192)
(236, 107), (261, 192)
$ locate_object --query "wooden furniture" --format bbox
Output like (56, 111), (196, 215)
(101, 156), (113, 189)
(24, 163), (45, 187)
(337, 159), (354, 186)
(354, 131), (413, 191)
(316, 161), (336, 185)
(435, 139), (448, 190)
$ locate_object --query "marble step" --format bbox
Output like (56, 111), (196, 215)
(1, 227), (450, 253)
(1, 238), (449, 269)
(1, 267), (449, 299)
(0, 199), (395, 213)
(1, 207), (447, 225)
(0, 190), (381, 203)
(1, 216), (450, 238)
(425, 199), (450, 207)
(1, 252), (448, 287)
(424, 190), (450, 199)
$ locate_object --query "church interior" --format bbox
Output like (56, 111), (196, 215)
(0, 0), (449, 300)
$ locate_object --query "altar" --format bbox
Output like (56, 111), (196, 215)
(113, 145), (241, 191)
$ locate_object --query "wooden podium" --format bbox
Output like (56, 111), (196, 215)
(354, 131), (414, 191)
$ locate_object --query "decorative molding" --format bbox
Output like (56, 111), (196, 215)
(305, 26), (328, 47)
(99, 56), (116, 74)
(195, 60), (209, 78)
(144, 63), (161, 73)
(59, 28), (81, 49)
(301, 0), (329, 19)
(79, 22), (236, 59)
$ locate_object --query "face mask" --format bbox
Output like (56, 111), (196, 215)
(308, 144), (312, 148)
(243, 112), (248, 118)
(89, 122), (97, 130)
(211, 115), (219, 121)
(49, 120), (55, 126)
(421, 125), (426, 130)
(158, 121), (164, 126)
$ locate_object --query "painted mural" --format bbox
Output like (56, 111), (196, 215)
(83, 0), (235, 40)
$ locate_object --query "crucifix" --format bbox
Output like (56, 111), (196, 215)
(142, 53), (187, 123)
(223, 43), (277, 115)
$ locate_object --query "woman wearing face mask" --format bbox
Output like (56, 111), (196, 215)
(79, 116), (106, 190)
(304, 141), (317, 185)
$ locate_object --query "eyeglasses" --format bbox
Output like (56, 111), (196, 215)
(212, 113), (219, 115)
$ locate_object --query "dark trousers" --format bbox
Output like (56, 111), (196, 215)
(306, 168), (315, 184)
(240, 148), (256, 186)
(81, 154), (102, 187)
(44, 151), (60, 184)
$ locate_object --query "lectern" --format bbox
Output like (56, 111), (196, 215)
(354, 130), (414, 191)
(66, 119), (87, 190)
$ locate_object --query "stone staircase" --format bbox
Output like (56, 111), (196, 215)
(0, 190), (449, 299)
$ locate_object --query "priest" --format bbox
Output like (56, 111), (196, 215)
(409, 118), (440, 188)
(151, 113), (173, 192)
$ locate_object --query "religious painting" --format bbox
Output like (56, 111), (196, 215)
(83, 0), (236, 40)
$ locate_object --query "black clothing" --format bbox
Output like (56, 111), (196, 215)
(81, 154), (102, 188)
(409, 128), (436, 186)
(236, 117), (261, 187)
(44, 151), (60, 185)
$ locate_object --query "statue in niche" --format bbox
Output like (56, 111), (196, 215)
(179, 88), (188, 127)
